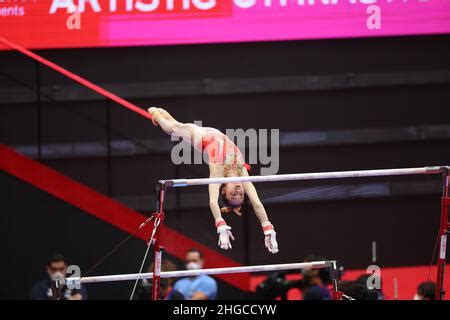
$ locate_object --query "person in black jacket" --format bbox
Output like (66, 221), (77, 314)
(30, 253), (87, 300)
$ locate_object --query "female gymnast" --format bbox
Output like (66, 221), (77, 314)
(148, 107), (278, 254)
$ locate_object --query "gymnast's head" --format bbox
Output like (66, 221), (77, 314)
(220, 183), (245, 214)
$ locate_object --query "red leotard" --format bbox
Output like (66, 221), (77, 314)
(197, 128), (251, 170)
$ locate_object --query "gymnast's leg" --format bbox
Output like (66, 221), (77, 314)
(148, 107), (204, 145)
(148, 107), (179, 134)
(157, 107), (179, 124)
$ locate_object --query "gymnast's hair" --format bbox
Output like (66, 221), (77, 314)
(219, 183), (249, 215)
(219, 160), (248, 214)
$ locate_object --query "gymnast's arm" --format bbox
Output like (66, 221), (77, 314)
(209, 163), (235, 250)
(242, 167), (279, 253)
(241, 168), (270, 224)
(208, 164), (223, 222)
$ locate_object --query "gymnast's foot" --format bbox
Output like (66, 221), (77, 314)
(148, 107), (159, 126)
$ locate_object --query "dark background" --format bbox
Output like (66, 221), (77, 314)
(1, 35), (449, 299)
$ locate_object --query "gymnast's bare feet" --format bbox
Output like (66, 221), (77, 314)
(148, 107), (159, 126)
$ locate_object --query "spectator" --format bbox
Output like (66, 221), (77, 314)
(300, 255), (332, 300)
(136, 259), (178, 300)
(172, 248), (217, 300)
(30, 253), (87, 300)
(414, 281), (436, 300)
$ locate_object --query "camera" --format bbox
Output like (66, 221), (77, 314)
(254, 258), (344, 300)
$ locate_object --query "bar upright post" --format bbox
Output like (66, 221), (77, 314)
(152, 182), (166, 300)
(436, 168), (449, 300)
(330, 261), (342, 300)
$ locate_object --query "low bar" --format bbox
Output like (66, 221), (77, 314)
(67, 261), (331, 285)
(161, 166), (448, 188)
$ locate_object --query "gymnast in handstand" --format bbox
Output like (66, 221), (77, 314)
(148, 107), (278, 254)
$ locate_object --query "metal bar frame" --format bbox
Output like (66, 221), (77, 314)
(68, 261), (332, 285)
(154, 165), (449, 300)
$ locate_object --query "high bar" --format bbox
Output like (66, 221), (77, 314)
(161, 166), (449, 188)
(67, 261), (331, 285)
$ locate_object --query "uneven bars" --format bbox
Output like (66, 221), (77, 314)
(161, 166), (449, 188)
(67, 261), (331, 285)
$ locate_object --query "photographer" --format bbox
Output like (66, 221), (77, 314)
(254, 255), (335, 300)
(298, 255), (332, 300)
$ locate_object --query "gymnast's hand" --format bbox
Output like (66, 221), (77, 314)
(262, 222), (279, 254)
(215, 219), (235, 250)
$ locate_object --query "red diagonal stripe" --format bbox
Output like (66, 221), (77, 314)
(0, 144), (249, 290)
(0, 37), (152, 121)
